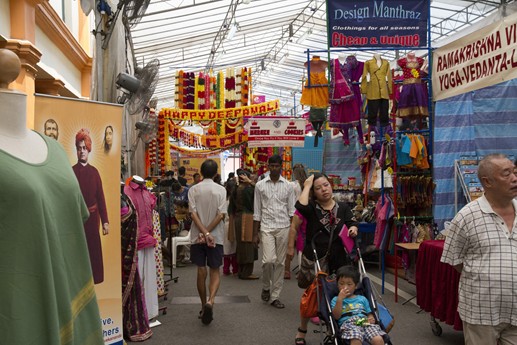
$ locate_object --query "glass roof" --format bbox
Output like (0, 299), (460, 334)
(131, 0), (514, 114)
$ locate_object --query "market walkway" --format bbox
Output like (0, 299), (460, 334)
(129, 259), (464, 345)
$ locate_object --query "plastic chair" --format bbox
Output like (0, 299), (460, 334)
(171, 233), (190, 268)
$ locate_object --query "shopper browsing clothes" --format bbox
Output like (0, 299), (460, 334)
(254, 154), (296, 309)
(441, 153), (517, 345)
(188, 159), (227, 325)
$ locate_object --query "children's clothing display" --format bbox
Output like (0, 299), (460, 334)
(397, 54), (429, 118)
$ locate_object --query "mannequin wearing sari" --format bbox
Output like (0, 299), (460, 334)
(330, 56), (363, 146)
(121, 195), (152, 341)
(124, 178), (159, 320)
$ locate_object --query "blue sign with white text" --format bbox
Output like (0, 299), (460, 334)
(327, 0), (429, 48)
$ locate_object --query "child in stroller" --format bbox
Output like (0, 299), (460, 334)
(329, 266), (386, 345)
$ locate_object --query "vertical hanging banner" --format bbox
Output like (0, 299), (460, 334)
(35, 95), (124, 345)
(327, 0), (429, 48)
(432, 11), (517, 101)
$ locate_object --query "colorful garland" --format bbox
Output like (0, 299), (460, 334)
(168, 120), (247, 150)
(175, 70), (183, 109)
(157, 109), (166, 174)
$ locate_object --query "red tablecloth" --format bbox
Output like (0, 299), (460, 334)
(415, 240), (463, 331)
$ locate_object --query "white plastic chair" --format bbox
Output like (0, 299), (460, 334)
(171, 233), (190, 268)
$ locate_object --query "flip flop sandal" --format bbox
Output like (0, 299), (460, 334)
(295, 327), (307, 345)
(201, 303), (213, 325)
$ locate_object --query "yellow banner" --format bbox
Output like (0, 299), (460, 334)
(162, 100), (279, 121)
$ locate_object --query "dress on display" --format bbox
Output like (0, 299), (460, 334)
(124, 181), (159, 320)
(300, 57), (329, 109)
(0, 134), (103, 345)
(121, 196), (152, 341)
(329, 58), (363, 145)
(397, 56), (429, 118)
(343, 55), (364, 120)
(361, 57), (393, 127)
(73, 161), (109, 284)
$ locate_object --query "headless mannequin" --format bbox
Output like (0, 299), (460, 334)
(0, 49), (47, 164)
(304, 55), (328, 73)
(373, 53), (382, 68)
(338, 53), (346, 64)
(303, 55), (328, 146)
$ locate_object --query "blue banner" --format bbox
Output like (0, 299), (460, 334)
(327, 0), (429, 48)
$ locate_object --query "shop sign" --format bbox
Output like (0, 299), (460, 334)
(327, 0), (429, 48)
(247, 118), (306, 148)
(433, 11), (517, 101)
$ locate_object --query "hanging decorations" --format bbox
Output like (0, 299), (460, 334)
(167, 66), (278, 153)
(161, 100), (279, 121)
(157, 110), (166, 174)
(163, 111), (172, 171)
(167, 120), (247, 149)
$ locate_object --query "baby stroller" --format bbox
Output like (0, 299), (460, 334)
(314, 244), (394, 345)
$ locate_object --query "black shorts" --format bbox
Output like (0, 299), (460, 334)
(191, 244), (224, 268)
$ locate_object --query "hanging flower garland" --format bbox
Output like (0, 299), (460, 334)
(163, 111), (172, 171)
(216, 71), (224, 109)
(147, 138), (157, 176)
(241, 67), (249, 106)
(157, 110), (166, 174)
(235, 68), (242, 108)
(184, 72), (195, 109)
(225, 67), (236, 109)
(209, 72), (217, 109)
(175, 70), (184, 109)
(194, 73), (199, 110)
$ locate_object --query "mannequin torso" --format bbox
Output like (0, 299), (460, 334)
(338, 53), (346, 64)
(373, 53), (382, 68)
(304, 56), (328, 73)
(0, 50), (47, 164)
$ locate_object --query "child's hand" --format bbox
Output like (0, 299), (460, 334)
(338, 287), (351, 300)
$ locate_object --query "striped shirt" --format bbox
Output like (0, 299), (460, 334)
(253, 175), (295, 229)
(441, 195), (517, 326)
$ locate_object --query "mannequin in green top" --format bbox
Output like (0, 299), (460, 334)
(0, 49), (103, 344)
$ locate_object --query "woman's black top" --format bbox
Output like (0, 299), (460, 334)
(295, 200), (358, 273)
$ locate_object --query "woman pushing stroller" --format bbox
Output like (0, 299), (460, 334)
(288, 173), (359, 345)
(331, 266), (386, 345)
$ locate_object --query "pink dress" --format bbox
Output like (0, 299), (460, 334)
(329, 58), (364, 145)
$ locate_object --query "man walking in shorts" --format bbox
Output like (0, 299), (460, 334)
(188, 159), (227, 325)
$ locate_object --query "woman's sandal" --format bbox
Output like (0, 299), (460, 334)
(295, 327), (307, 345)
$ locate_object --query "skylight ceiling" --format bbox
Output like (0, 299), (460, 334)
(132, 0), (514, 114)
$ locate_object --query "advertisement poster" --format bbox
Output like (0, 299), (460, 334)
(327, 0), (429, 48)
(35, 95), (123, 345)
(179, 156), (221, 185)
(246, 117), (305, 148)
(432, 11), (517, 101)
